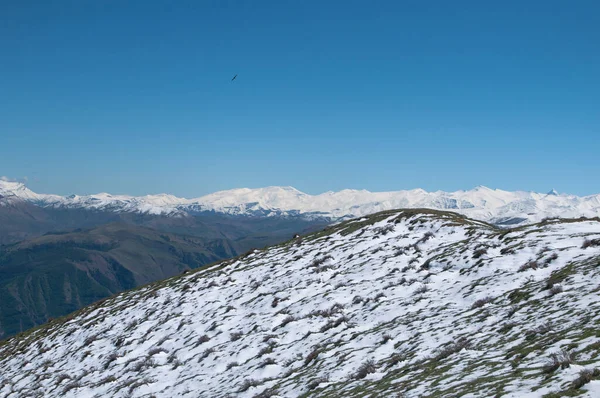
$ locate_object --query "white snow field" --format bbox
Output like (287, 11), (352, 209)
(1, 209), (600, 397)
(2, 180), (600, 225)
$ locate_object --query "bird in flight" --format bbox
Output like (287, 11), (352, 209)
(231, 74), (237, 81)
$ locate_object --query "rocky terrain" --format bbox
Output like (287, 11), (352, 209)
(1, 209), (600, 397)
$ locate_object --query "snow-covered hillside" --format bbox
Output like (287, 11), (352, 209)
(1, 180), (600, 225)
(2, 210), (600, 397)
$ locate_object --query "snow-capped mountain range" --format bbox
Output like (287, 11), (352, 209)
(1, 180), (599, 225)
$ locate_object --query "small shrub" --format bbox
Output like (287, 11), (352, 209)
(473, 248), (487, 259)
(548, 284), (564, 296)
(249, 280), (261, 290)
(333, 280), (348, 289)
(518, 260), (539, 272)
(275, 307), (290, 317)
(307, 376), (330, 390)
(156, 336), (169, 346)
(526, 322), (553, 340)
(148, 347), (168, 356)
(320, 316), (349, 333)
(380, 333), (393, 345)
(262, 334), (277, 343)
(169, 357), (182, 369)
(177, 319), (188, 331)
(499, 322), (518, 334)
(207, 321), (219, 332)
(353, 359), (377, 379)
(83, 333), (100, 346)
(309, 303), (345, 318)
(258, 345), (274, 357)
(409, 257), (420, 266)
(226, 361), (239, 370)
(96, 375), (117, 386)
(471, 296), (494, 309)
(252, 387), (279, 398)
(374, 224), (395, 236)
(166, 352), (179, 364)
(417, 232), (434, 244)
(239, 378), (261, 392)
(500, 247), (516, 255)
(537, 322), (553, 334)
(280, 315), (296, 328)
(195, 334), (211, 347)
(386, 353), (404, 368)
(374, 292), (386, 300)
(508, 289), (531, 304)
(414, 285), (428, 295)
(582, 238), (600, 249)
(506, 305), (519, 318)
(127, 377), (155, 394)
(312, 263), (336, 273)
(132, 357), (155, 372)
(230, 331), (243, 341)
(543, 349), (576, 374)
(394, 247), (407, 256)
(103, 352), (118, 370)
(125, 320), (138, 331)
(201, 348), (216, 360)
(260, 357), (276, 367)
(62, 381), (81, 394)
(271, 297), (280, 308)
(572, 368), (600, 389)
(304, 347), (321, 366)
(434, 337), (470, 361)
(309, 255), (334, 268)
(544, 252), (559, 265)
(55, 374), (72, 385)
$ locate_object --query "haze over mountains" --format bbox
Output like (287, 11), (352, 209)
(2, 180), (600, 227)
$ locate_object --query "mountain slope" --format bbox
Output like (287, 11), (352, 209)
(1, 210), (600, 397)
(0, 224), (238, 339)
(0, 199), (127, 245)
(3, 180), (600, 226)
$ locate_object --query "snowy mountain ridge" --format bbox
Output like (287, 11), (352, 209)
(1, 180), (600, 225)
(2, 209), (600, 397)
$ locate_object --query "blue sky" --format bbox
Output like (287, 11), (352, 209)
(1, 1), (598, 197)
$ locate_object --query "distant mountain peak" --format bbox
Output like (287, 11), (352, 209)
(0, 182), (598, 225)
(0, 180), (41, 201)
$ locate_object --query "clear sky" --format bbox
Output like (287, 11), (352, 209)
(1, 0), (598, 197)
